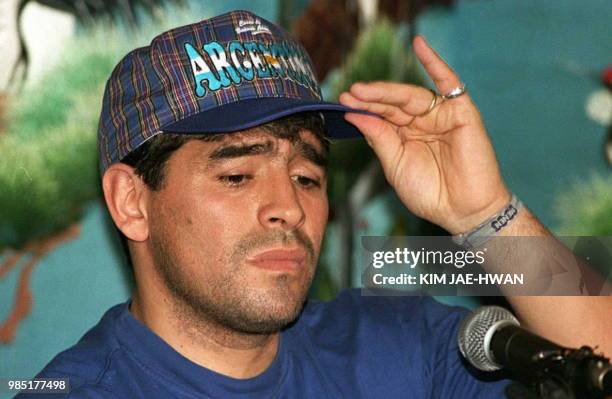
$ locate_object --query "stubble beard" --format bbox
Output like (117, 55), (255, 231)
(150, 229), (317, 335)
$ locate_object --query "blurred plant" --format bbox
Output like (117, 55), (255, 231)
(554, 174), (612, 289)
(313, 19), (428, 293)
(328, 18), (422, 99)
(325, 18), (424, 208)
(1, 5), (205, 249)
(555, 174), (612, 236)
(0, 3), (208, 343)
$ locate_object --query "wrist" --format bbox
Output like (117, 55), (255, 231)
(447, 191), (512, 236)
(452, 193), (523, 249)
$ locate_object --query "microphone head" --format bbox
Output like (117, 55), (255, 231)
(602, 365), (612, 394)
(458, 306), (519, 372)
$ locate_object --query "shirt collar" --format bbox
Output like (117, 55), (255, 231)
(112, 301), (288, 397)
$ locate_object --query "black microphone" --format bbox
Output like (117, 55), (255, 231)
(457, 306), (612, 397)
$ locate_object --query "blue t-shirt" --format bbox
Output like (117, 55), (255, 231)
(16, 289), (508, 398)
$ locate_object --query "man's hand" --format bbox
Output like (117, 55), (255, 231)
(339, 35), (510, 235)
(341, 36), (612, 358)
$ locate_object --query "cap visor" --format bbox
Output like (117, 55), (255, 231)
(161, 98), (377, 139)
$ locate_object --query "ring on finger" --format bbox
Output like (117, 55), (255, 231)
(417, 89), (439, 117)
(441, 83), (467, 100)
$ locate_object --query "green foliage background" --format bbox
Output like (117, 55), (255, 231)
(324, 20), (423, 206)
(328, 19), (421, 100)
(0, 8), (207, 250)
(555, 174), (612, 236)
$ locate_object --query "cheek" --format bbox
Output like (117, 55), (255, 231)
(302, 195), (329, 251)
(184, 188), (268, 263)
(201, 196), (256, 243)
(150, 188), (247, 271)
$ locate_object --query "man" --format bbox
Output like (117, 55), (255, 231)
(18, 10), (611, 398)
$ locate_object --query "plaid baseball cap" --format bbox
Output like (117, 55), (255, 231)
(97, 9), (372, 173)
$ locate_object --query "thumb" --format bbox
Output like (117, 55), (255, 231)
(344, 112), (402, 172)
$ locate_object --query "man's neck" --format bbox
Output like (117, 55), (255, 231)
(129, 290), (280, 379)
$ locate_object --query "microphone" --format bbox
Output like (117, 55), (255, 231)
(457, 306), (612, 397)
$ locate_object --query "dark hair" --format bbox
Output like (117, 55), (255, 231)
(116, 112), (328, 268)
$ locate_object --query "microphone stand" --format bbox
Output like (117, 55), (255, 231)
(504, 346), (611, 399)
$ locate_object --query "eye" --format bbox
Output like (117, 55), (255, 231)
(292, 175), (321, 189)
(219, 174), (251, 187)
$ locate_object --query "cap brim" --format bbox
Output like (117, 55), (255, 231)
(161, 98), (377, 139)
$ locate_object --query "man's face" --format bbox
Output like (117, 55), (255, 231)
(145, 128), (329, 334)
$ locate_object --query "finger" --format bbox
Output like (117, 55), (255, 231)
(347, 82), (436, 116)
(343, 112), (403, 173)
(413, 35), (462, 94)
(341, 92), (455, 134)
(339, 92), (415, 126)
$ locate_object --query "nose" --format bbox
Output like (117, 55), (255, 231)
(257, 172), (305, 231)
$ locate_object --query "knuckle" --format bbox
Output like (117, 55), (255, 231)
(382, 106), (396, 118)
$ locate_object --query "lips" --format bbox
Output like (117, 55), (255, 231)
(247, 248), (307, 272)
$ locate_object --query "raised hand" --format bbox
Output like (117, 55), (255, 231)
(339, 35), (511, 235)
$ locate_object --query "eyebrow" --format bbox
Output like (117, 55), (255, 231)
(207, 139), (328, 168)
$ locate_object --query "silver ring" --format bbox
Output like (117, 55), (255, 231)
(441, 83), (467, 100)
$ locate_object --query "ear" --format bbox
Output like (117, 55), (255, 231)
(102, 164), (149, 242)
